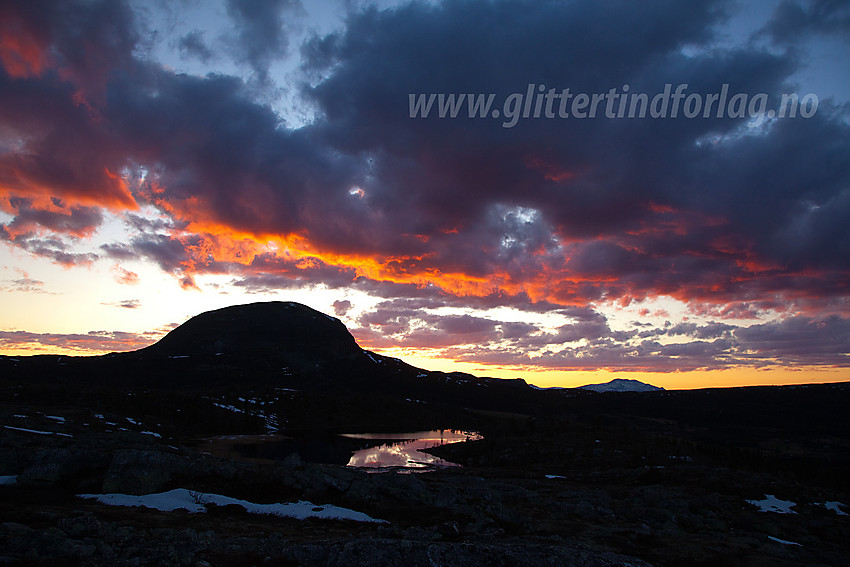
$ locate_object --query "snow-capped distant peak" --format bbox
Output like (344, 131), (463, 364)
(578, 378), (664, 392)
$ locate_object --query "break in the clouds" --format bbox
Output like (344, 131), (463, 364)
(0, 0), (848, 376)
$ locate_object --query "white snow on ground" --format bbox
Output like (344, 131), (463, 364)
(746, 494), (797, 514)
(126, 418), (140, 425)
(545, 475), (566, 479)
(211, 402), (246, 414)
(768, 536), (802, 546)
(0, 475), (17, 486)
(44, 415), (66, 422)
(365, 352), (381, 364)
(258, 412), (279, 433)
(3, 425), (72, 437)
(77, 489), (385, 523)
(140, 431), (162, 438)
(816, 501), (848, 516)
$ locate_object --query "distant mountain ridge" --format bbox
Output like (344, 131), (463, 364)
(578, 378), (664, 393)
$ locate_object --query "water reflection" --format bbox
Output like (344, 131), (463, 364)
(341, 430), (482, 472)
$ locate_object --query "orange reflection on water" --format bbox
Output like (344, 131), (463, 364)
(342, 430), (482, 471)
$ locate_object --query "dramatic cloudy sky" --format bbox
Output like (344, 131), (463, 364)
(1, 0), (849, 388)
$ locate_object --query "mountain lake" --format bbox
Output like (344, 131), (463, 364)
(199, 430), (483, 472)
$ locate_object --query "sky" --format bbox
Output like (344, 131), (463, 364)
(1, 0), (849, 390)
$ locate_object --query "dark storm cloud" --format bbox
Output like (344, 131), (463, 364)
(0, 0), (138, 84)
(0, 64), (135, 210)
(225, 0), (303, 81)
(178, 30), (215, 63)
(299, 0), (849, 300)
(5, 0), (847, 302)
(761, 0), (850, 42)
(104, 69), (370, 243)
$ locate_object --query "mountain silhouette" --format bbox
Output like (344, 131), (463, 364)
(0, 301), (539, 414)
(139, 301), (362, 364)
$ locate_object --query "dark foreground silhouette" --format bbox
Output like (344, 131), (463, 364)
(1, 302), (848, 566)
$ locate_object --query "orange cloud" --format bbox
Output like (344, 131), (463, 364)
(112, 265), (139, 285)
(0, 167), (138, 215)
(0, 14), (50, 78)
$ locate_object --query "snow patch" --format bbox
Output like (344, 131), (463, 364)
(768, 536), (801, 546)
(3, 425), (72, 437)
(579, 378), (663, 392)
(77, 488), (385, 523)
(0, 475), (17, 486)
(365, 352), (381, 364)
(545, 474), (566, 479)
(44, 415), (66, 423)
(816, 501), (848, 516)
(211, 403), (245, 414)
(746, 494), (797, 514)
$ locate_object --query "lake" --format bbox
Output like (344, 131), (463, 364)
(201, 429), (482, 472)
(341, 430), (483, 472)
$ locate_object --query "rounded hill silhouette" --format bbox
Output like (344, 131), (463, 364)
(141, 301), (362, 366)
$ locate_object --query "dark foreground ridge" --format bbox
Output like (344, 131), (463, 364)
(1, 301), (849, 566)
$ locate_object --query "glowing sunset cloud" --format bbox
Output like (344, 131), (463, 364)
(1, 0), (848, 388)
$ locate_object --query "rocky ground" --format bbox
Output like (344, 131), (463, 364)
(1, 393), (848, 567)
